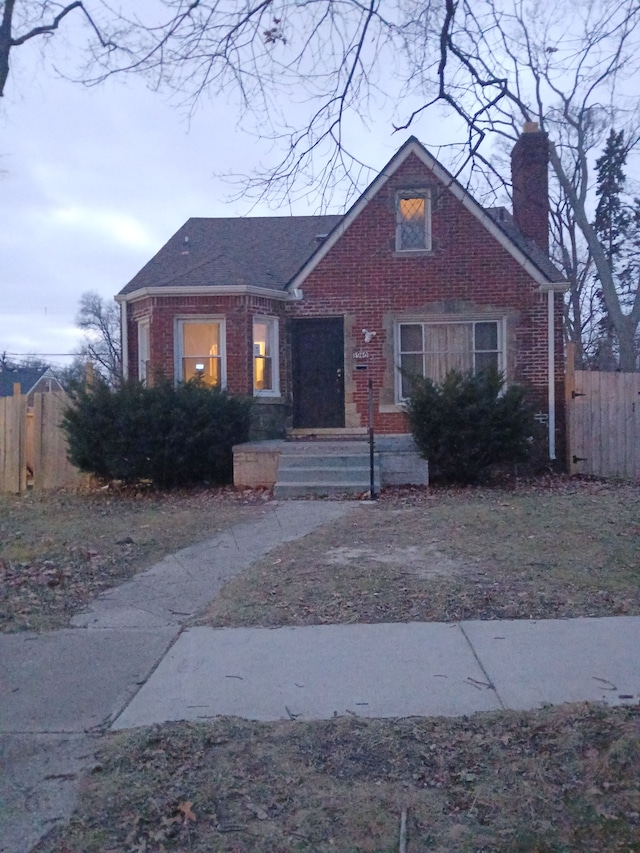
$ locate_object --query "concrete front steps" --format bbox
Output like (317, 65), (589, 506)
(273, 441), (381, 498)
(233, 435), (428, 495)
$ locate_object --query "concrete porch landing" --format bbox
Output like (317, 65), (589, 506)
(233, 435), (429, 495)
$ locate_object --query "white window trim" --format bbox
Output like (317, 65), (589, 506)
(394, 316), (506, 403)
(252, 315), (280, 398)
(395, 191), (432, 253)
(137, 318), (150, 383)
(174, 315), (227, 388)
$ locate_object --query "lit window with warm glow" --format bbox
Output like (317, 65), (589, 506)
(176, 320), (225, 387)
(253, 317), (279, 395)
(396, 193), (431, 251)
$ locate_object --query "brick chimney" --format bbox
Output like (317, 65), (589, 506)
(511, 122), (549, 253)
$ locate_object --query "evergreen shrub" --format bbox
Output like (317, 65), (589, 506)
(406, 369), (535, 483)
(62, 377), (252, 487)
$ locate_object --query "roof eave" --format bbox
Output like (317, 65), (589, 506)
(116, 284), (290, 304)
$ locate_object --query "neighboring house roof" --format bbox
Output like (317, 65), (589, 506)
(119, 215), (343, 297)
(0, 366), (60, 398)
(119, 136), (565, 300)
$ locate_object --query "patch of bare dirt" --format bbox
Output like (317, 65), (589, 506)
(323, 544), (463, 578)
(36, 703), (640, 853)
(0, 485), (271, 632)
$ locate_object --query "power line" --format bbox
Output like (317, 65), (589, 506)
(0, 309), (75, 316)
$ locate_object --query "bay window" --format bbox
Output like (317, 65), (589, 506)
(137, 319), (150, 383)
(175, 318), (225, 387)
(253, 316), (279, 395)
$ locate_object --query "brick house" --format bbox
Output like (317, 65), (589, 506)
(117, 128), (566, 486)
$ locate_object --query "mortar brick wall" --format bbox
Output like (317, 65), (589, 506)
(284, 152), (565, 453)
(512, 128), (549, 253)
(121, 145), (565, 462)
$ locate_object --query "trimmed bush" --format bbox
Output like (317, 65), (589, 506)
(406, 369), (535, 483)
(62, 377), (252, 487)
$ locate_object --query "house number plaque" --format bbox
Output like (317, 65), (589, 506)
(352, 350), (370, 360)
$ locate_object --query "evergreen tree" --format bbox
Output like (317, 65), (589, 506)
(592, 130), (640, 369)
(594, 130), (629, 268)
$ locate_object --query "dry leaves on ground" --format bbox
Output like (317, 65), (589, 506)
(37, 703), (640, 853)
(0, 485), (270, 632)
(200, 479), (640, 628)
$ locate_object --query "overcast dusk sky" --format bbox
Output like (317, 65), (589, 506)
(1, 21), (433, 370)
(3, 4), (639, 374)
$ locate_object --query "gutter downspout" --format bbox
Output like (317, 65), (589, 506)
(547, 289), (556, 461)
(120, 300), (128, 380)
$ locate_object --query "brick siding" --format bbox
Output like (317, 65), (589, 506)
(124, 149), (565, 461)
(285, 153), (565, 449)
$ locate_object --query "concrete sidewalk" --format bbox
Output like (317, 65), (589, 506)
(1, 497), (639, 853)
(112, 617), (640, 729)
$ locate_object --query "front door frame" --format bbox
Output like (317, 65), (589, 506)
(291, 316), (345, 429)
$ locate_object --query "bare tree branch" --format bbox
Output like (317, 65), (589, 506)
(0, 1), (112, 97)
(75, 291), (121, 386)
(3, 1), (639, 365)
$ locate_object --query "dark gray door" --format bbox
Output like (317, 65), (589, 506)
(292, 318), (345, 428)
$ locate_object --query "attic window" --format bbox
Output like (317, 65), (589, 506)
(396, 193), (431, 252)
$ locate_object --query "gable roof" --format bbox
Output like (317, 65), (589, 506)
(288, 136), (566, 292)
(118, 215), (342, 298)
(485, 206), (565, 284)
(118, 137), (565, 302)
(0, 366), (59, 398)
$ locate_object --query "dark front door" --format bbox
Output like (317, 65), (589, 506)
(292, 317), (345, 428)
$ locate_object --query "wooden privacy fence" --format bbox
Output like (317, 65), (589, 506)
(0, 389), (85, 493)
(566, 351), (640, 482)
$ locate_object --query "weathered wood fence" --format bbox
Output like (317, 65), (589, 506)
(566, 348), (640, 482)
(0, 389), (85, 493)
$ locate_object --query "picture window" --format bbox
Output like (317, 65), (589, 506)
(397, 319), (502, 399)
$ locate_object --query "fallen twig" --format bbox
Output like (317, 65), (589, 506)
(592, 676), (617, 690)
(399, 808), (407, 853)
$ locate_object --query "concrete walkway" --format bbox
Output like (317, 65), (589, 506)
(1, 499), (639, 853)
(0, 500), (352, 853)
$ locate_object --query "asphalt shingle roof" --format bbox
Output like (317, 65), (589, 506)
(0, 366), (50, 398)
(119, 178), (565, 298)
(119, 215), (343, 296)
(486, 206), (566, 284)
